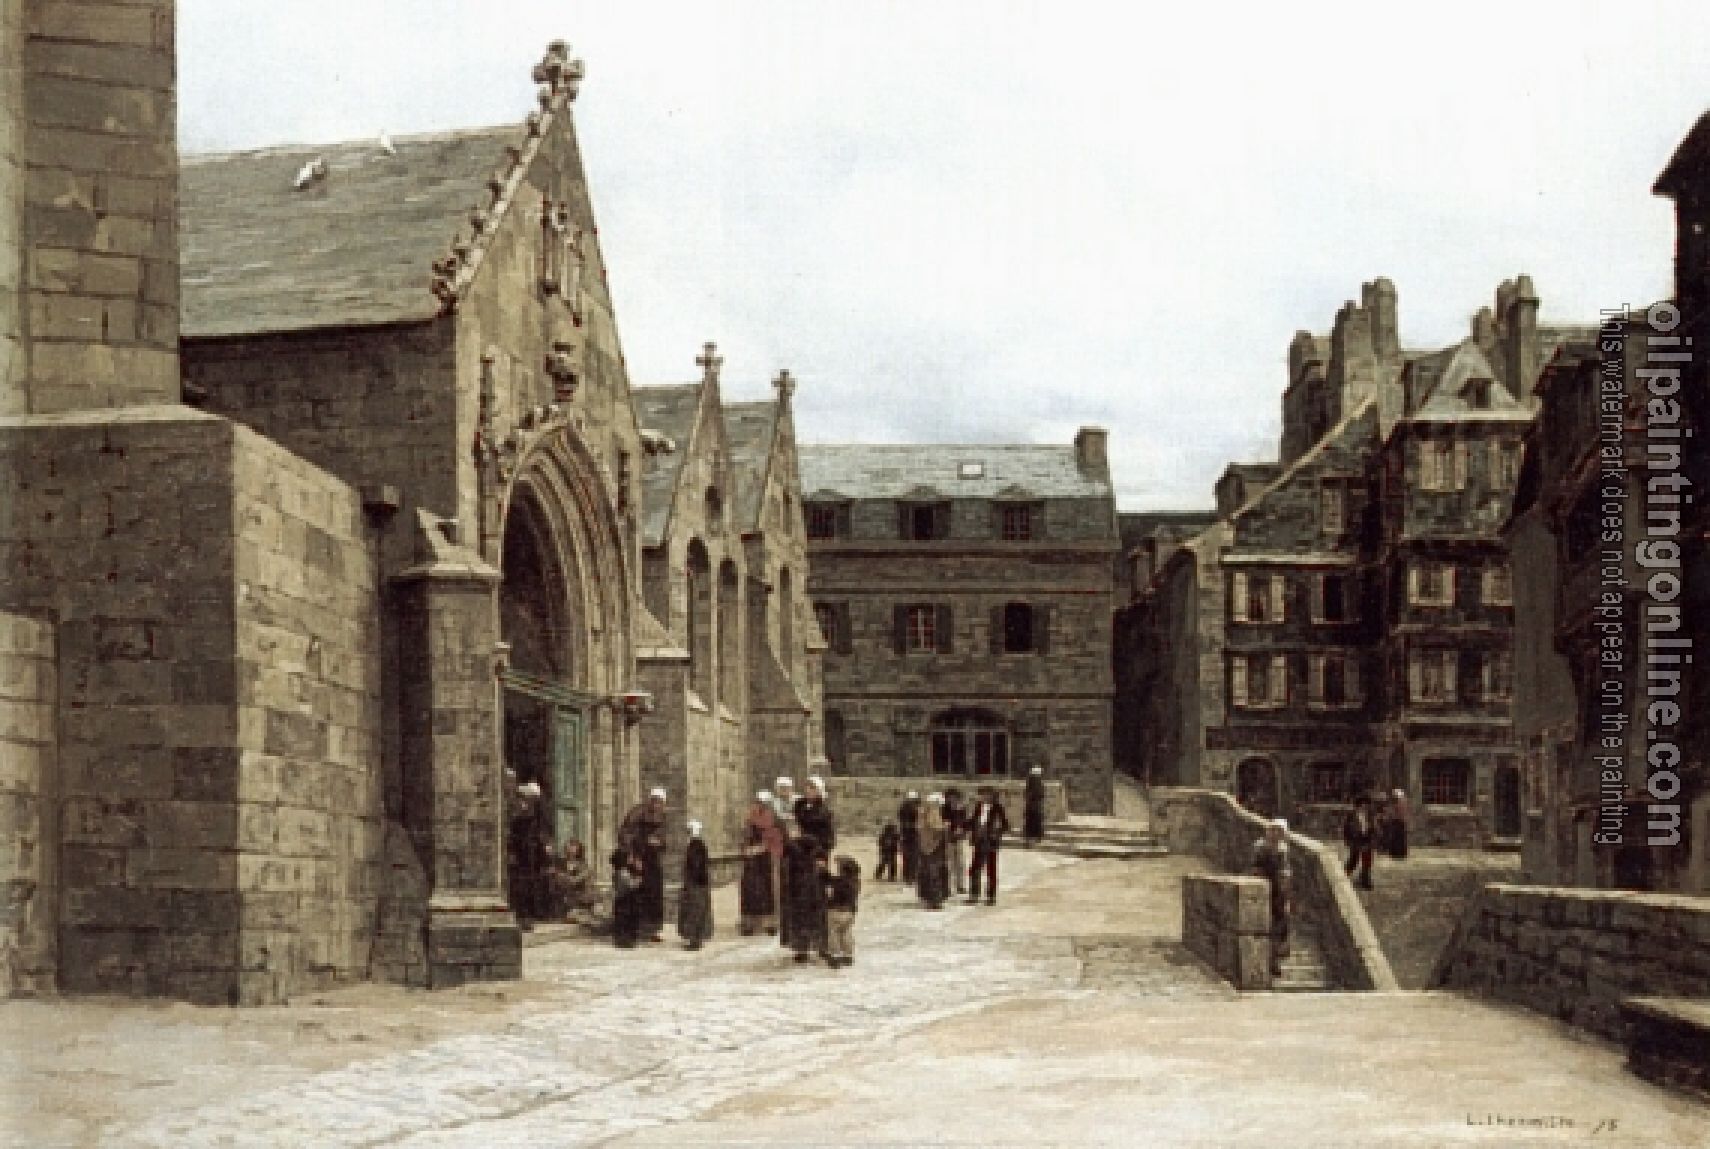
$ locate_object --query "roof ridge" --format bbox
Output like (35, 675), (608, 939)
(181, 123), (522, 164)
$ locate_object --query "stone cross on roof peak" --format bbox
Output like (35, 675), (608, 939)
(773, 369), (795, 401)
(696, 342), (723, 385)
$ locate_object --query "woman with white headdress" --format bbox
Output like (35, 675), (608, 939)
(1252, 817), (1292, 978)
(780, 809), (830, 963)
(795, 775), (838, 853)
(677, 819), (714, 950)
(619, 786), (670, 943)
(916, 793), (951, 910)
(740, 791), (784, 935)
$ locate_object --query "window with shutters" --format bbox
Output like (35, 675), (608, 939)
(901, 501), (951, 541)
(1000, 503), (1036, 541)
(1420, 439), (1467, 492)
(1422, 758), (1472, 806)
(1001, 603), (1035, 653)
(1409, 561), (1455, 607)
(905, 605), (937, 652)
(1411, 648), (1456, 703)
(1489, 440), (1521, 488)
(1313, 573), (1355, 623)
(1309, 651), (1361, 709)
(1232, 572), (1285, 623)
(1482, 563), (1513, 606)
(1234, 653), (1289, 709)
(806, 502), (846, 540)
(1483, 649), (1514, 701)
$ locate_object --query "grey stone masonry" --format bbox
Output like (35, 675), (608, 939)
(0, 612), (55, 996)
(1181, 874), (1273, 990)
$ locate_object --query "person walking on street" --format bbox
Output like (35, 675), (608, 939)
(897, 790), (922, 883)
(619, 787), (669, 942)
(1023, 766), (1048, 847)
(943, 788), (969, 897)
(1252, 817), (1292, 978)
(739, 791), (784, 935)
(915, 794), (950, 910)
(1343, 793), (1376, 890)
(966, 786), (1011, 905)
(677, 819), (714, 950)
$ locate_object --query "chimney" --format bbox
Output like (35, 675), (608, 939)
(1075, 426), (1109, 476)
(1500, 274), (1541, 401)
(1363, 278), (1400, 363)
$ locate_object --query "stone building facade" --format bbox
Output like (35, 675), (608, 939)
(1116, 277), (1589, 846)
(633, 351), (821, 865)
(1503, 116), (1710, 894)
(801, 431), (1119, 814)
(0, 18), (828, 1004)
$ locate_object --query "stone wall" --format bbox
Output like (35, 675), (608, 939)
(1181, 874), (1272, 990)
(14, 0), (180, 413)
(1151, 786), (1397, 990)
(1434, 883), (1710, 1040)
(1, 0), (23, 401)
(0, 612), (55, 995)
(823, 776), (1068, 838)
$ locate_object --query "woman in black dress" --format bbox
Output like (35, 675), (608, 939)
(677, 819), (714, 950)
(916, 793), (950, 909)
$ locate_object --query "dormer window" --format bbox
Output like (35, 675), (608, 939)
(899, 501), (950, 541)
(1464, 378), (1492, 410)
(999, 502), (1037, 541)
(806, 501), (849, 540)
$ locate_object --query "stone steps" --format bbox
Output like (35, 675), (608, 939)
(1033, 820), (1168, 860)
(1272, 929), (1330, 992)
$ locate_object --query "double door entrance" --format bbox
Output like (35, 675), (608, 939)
(502, 669), (593, 855)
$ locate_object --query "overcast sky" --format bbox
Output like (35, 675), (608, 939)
(179, 1), (1710, 509)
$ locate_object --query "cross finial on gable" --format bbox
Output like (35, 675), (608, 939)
(696, 342), (723, 385)
(773, 369), (796, 401)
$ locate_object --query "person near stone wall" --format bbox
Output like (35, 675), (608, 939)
(620, 787), (670, 943)
(944, 788), (970, 897)
(876, 820), (901, 881)
(966, 786), (1011, 905)
(1252, 818), (1292, 978)
(916, 794), (951, 910)
(1381, 789), (1410, 860)
(507, 778), (546, 930)
(1342, 794), (1376, 890)
(796, 776), (838, 854)
(780, 819), (830, 963)
(898, 791), (922, 882)
(610, 844), (644, 949)
(1023, 766), (1048, 846)
(678, 819), (714, 950)
(740, 791), (784, 935)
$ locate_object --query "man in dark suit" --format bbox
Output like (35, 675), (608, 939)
(1342, 793), (1375, 890)
(965, 786), (1011, 905)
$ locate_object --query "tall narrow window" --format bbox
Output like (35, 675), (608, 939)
(1002, 603), (1035, 653)
(806, 502), (843, 540)
(1422, 758), (1472, 806)
(1001, 503), (1034, 541)
(1321, 483), (1346, 533)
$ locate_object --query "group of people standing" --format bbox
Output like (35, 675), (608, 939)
(876, 766), (1048, 909)
(736, 776), (860, 967)
(1341, 789), (1409, 890)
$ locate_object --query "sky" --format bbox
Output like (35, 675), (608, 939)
(178, 1), (1710, 510)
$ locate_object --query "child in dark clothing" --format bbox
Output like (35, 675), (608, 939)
(876, 822), (900, 881)
(610, 846), (644, 948)
(823, 856), (861, 968)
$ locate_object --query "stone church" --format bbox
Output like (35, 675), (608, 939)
(0, 8), (822, 1003)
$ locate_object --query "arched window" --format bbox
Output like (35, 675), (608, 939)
(717, 559), (740, 709)
(929, 709), (1010, 777)
(686, 540), (712, 700)
(778, 567), (795, 680)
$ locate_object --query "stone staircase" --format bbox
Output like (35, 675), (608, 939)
(1272, 925), (1330, 992)
(1034, 816), (1168, 861)
(1355, 851), (1521, 989)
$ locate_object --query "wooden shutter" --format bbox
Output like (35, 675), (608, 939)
(1444, 651), (1458, 699)
(1270, 576), (1287, 623)
(1347, 575), (1360, 621)
(990, 605), (1005, 654)
(897, 503), (911, 540)
(1407, 564), (1421, 605)
(1231, 571), (1249, 622)
(1453, 441), (1469, 490)
(1036, 605), (1050, 655)
(893, 604), (908, 654)
(1231, 656), (1249, 708)
(1311, 575), (1324, 622)
(933, 503), (950, 540)
(1408, 652), (1423, 702)
(1271, 654), (1289, 706)
(936, 605), (954, 654)
(1443, 564), (1457, 607)
(836, 604), (853, 655)
(1309, 653), (1325, 705)
(1347, 656), (1363, 706)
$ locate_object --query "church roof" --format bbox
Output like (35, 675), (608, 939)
(180, 125), (525, 339)
(799, 443), (1111, 502)
(632, 384), (704, 547)
(722, 400), (778, 530)
(1655, 110), (1710, 199)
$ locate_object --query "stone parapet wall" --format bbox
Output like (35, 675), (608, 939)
(1181, 874), (1272, 990)
(823, 776), (1067, 839)
(1434, 883), (1710, 1039)
(1151, 786), (1397, 991)
(0, 612), (55, 995)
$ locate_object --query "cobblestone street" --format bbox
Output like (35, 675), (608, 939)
(4, 847), (1706, 1148)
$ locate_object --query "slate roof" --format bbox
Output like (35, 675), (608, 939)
(1406, 339), (1532, 422)
(632, 384), (703, 547)
(799, 444), (1111, 502)
(180, 126), (522, 338)
(722, 401), (778, 530)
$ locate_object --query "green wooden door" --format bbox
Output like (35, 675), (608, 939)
(553, 706), (586, 851)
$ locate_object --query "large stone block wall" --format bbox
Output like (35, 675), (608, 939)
(230, 432), (384, 1001)
(0, 612), (56, 995)
(1434, 883), (1710, 1040)
(0, 409), (387, 1003)
(1, 0), (23, 401)
(13, 0), (180, 413)
(823, 776), (1068, 838)
(1181, 874), (1273, 990)
(1151, 786), (1397, 990)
